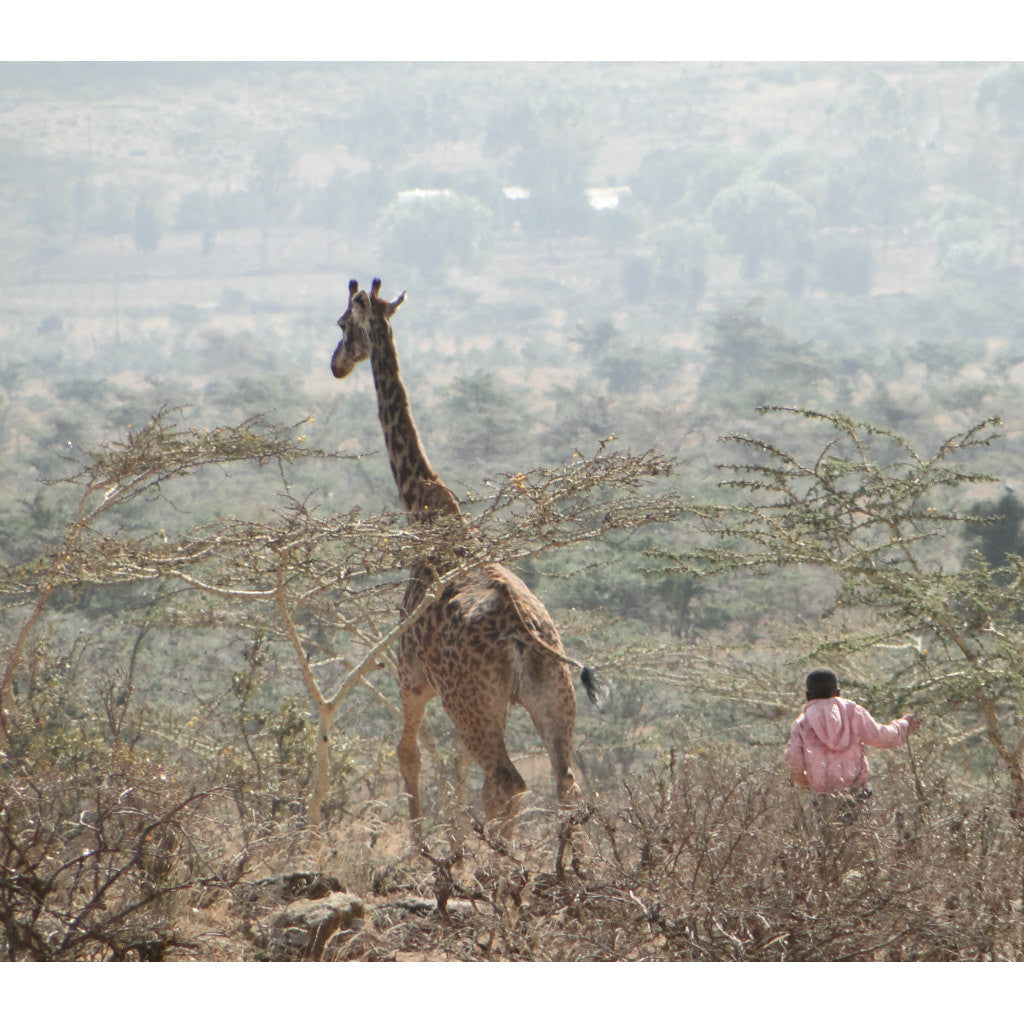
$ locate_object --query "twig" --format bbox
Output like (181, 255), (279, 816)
(905, 731), (928, 810)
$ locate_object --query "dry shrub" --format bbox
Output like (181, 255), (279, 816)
(5, 742), (1023, 960)
(0, 753), (222, 961)
(581, 750), (1024, 961)
(324, 747), (1024, 961)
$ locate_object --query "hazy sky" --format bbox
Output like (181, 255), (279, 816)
(6, 1), (1012, 63)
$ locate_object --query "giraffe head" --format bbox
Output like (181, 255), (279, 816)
(330, 279), (372, 379)
(330, 278), (407, 379)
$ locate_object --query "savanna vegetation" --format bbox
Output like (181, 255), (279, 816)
(3, 62), (1024, 961)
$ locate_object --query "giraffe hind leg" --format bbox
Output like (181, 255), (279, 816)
(529, 711), (581, 808)
(521, 665), (582, 808)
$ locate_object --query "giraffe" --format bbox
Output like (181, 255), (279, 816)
(331, 278), (599, 832)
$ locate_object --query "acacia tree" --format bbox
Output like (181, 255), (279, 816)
(666, 406), (1024, 821)
(0, 407), (320, 742)
(0, 406), (679, 824)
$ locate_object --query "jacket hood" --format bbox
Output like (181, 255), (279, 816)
(801, 697), (853, 751)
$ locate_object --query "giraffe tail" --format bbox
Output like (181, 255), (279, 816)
(579, 666), (606, 710)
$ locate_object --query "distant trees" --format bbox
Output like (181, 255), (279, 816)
(621, 256), (652, 303)
(699, 306), (824, 413)
(815, 232), (874, 295)
(930, 196), (1001, 281)
(347, 73), (469, 171)
(27, 174), (71, 234)
(300, 169), (394, 236)
(822, 72), (926, 234)
(964, 489), (1024, 570)
(822, 137), (925, 234)
(484, 98), (599, 235)
(646, 219), (712, 305)
(174, 188), (216, 257)
(377, 192), (494, 283)
(975, 64), (1024, 263)
(24, 168), (138, 240)
(439, 371), (525, 470)
(631, 145), (748, 216)
(12, 64), (1023, 316)
(710, 180), (815, 280)
(249, 137), (294, 271)
(95, 182), (134, 235)
(976, 64), (1024, 136)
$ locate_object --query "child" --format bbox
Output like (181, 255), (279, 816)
(785, 668), (919, 797)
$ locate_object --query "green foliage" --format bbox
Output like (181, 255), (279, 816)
(248, 137), (294, 227)
(823, 137), (925, 231)
(699, 307), (826, 413)
(620, 256), (652, 303)
(485, 97), (598, 236)
(349, 71), (470, 169)
(300, 168), (395, 235)
(964, 490), (1024, 570)
(710, 179), (815, 279)
(439, 371), (527, 471)
(931, 195), (1003, 280)
(175, 188), (214, 232)
(758, 145), (827, 200)
(377, 192), (494, 284)
(646, 218), (712, 304)
(976, 64), (1024, 135)
(631, 145), (749, 215)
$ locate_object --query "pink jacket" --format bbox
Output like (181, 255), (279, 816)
(785, 696), (912, 793)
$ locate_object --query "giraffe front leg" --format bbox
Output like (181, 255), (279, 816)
(397, 724), (422, 821)
(557, 771), (582, 808)
(480, 756), (528, 838)
(397, 686), (430, 830)
(456, 722), (527, 835)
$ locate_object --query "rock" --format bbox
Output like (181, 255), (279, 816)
(256, 872), (344, 901)
(267, 893), (365, 961)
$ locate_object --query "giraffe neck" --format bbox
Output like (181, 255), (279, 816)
(368, 319), (460, 523)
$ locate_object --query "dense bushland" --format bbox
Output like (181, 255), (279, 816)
(6, 727), (1022, 961)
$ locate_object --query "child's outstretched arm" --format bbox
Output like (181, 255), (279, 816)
(855, 705), (918, 748)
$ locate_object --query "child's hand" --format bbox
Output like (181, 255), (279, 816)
(905, 713), (921, 735)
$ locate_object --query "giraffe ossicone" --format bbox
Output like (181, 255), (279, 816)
(330, 278), (600, 834)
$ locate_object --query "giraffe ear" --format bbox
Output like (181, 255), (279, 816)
(387, 291), (407, 317)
